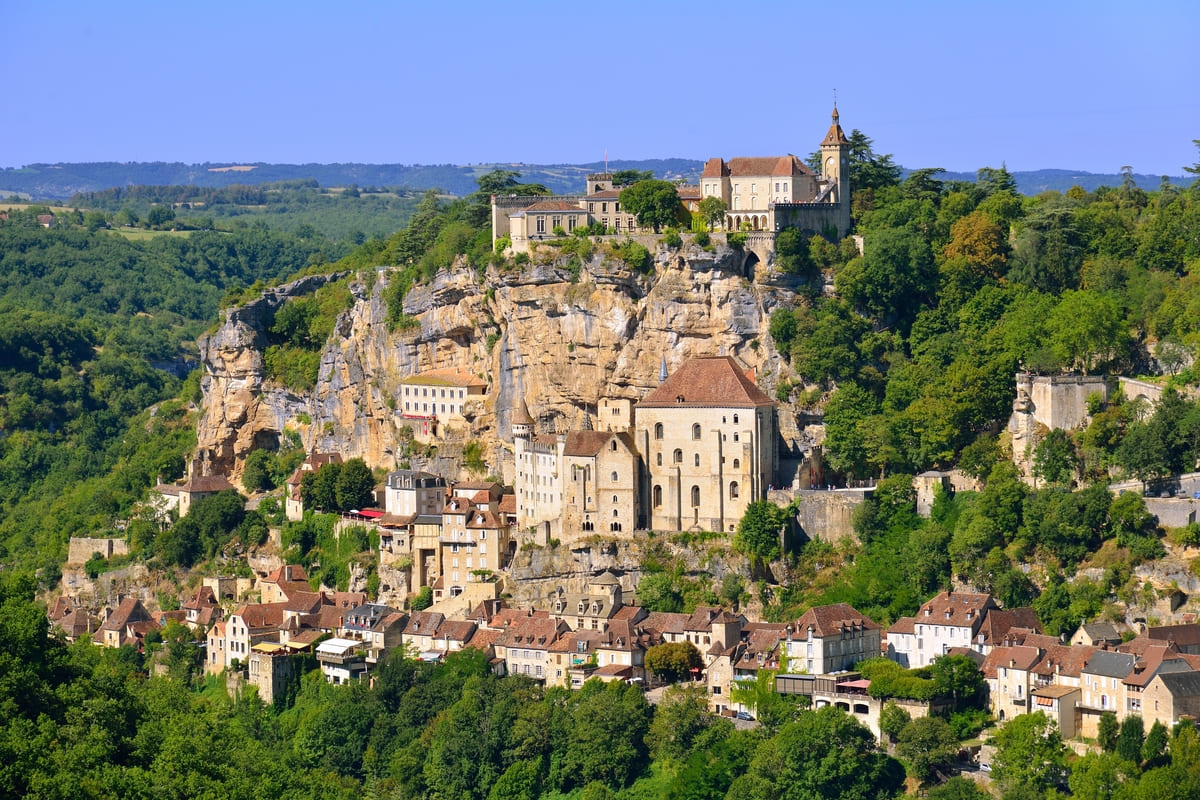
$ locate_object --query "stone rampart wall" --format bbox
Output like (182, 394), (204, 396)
(794, 488), (873, 543)
(66, 537), (129, 566)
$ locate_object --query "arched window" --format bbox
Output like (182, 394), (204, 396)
(612, 495), (618, 504)
(612, 508), (619, 517)
(733, 458), (740, 470)
(656, 453), (662, 466)
(730, 481), (739, 499)
(653, 485), (662, 507)
(691, 486), (701, 507)
(673, 449), (682, 464)
(692, 423), (702, 440)
(610, 440), (617, 451)
(610, 522), (622, 531)
(694, 453), (700, 467)
(733, 414), (739, 424)
(654, 423), (664, 440)
(611, 471), (618, 482)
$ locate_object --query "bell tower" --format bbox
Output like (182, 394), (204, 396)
(819, 105), (852, 236)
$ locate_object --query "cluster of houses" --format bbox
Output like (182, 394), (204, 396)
(272, 355), (784, 603)
(48, 571), (1200, 738)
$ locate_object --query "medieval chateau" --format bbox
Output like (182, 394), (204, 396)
(491, 108), (853, 251)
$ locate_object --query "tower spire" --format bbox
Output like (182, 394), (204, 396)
(659, 355), (668, 385)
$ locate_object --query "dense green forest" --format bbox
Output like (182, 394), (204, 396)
(0, 207), (337, 577)
(66, 179), (422, 242)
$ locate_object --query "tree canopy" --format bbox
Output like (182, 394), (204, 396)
(618, 180), (685, 232)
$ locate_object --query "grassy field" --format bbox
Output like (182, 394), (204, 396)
(107, 227), (195, 241)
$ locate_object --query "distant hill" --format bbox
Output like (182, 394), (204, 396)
(0, 160), (1190, 201)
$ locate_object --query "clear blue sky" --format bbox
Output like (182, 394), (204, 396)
(2, 0), (1197, 175)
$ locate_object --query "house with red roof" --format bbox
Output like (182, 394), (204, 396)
(783, 603), (882, 675)
(95, 597), (160, 650)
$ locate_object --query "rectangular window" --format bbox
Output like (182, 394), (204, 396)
(536, 217), (545, 234)
(615, 202), (620, 213)
(602, 202), (608, 213)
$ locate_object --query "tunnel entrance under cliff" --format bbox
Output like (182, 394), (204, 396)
(743, 251), (759, 281)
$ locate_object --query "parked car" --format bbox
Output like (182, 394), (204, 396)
(736, 711), (755, 721)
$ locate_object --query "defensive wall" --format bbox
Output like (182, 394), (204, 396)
(794, 487), (874, 543)
(772, 201), (848, 240)
(66, 537), (129, 566)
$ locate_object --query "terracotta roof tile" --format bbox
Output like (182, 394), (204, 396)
(638, 357), (773, 409)
(793, 603), (881, 637)
(401, 368), (487, 389)
(518, 200), (588, 213)
(725, 155), (813, 178)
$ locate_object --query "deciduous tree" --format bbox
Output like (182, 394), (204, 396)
(645, 642), (703, 685)
(618, 180), (684, 233)
(735, 500), (788, 562)
(896, 715), (958, 785)
(991, 712), (1068, 795)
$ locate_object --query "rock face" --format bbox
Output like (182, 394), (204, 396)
(195, 242), (809, 483)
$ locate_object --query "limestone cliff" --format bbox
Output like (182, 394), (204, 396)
(195, 241), (809, 482)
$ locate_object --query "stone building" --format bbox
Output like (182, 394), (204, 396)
(491, 109), (852, 248)
(512, 397), (565, 537)
(439, 495), (512, 596)
(783, 603), (882, 676)
(384, 469), (447, 518)
(635, 356), (777, 532)
(562, 430), (640, 536)
(699, 107), (851, 237)
(397, 367), (487, 441)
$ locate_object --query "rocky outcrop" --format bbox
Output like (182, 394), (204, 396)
(194, 242), (810, 483)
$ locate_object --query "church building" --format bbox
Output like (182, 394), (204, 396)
(635, 357), (777, 533)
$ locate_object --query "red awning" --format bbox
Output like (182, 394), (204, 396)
(354, 509), (384, 519)
(836, 679), (871, 689)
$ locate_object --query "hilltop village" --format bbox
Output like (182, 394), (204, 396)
(36, 109), (1200, 795)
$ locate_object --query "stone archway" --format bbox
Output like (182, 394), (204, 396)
(743, 251), (760, 281)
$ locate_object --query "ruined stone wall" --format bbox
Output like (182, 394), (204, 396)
(67, 537), (129, 566)
(794, 488), (872, 544)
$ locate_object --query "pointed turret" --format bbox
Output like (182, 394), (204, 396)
(512, 397), (534, 444)
(659, 355), (668, 385)
(822, 106), (849, 147)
